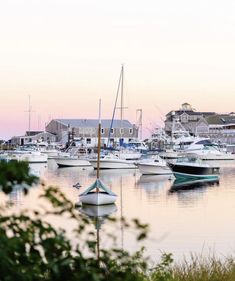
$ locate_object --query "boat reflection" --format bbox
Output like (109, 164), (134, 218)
(169, 177), (219, 193)
(79, 204), (117, 262)
(79, 203), (117, 218)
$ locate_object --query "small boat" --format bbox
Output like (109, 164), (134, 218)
(137, 155), (173, 175)
(168, 154), (220, 181)
(7, 151), (48, 163)
(79, 99), (117, 206)
(54, 156), (91, 167)
(79, 178), (117, 205)
(89, 153), (136, 169)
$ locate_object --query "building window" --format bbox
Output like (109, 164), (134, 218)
(181, 114), (188, 123)
(101, 128), (104, 134)
(129, 128), (133, 134)
(110, 128), (114, 134)
(86, 138), (91, 144)
(120, 128), (124, 134)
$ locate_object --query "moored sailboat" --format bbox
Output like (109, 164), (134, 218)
(79, 99), (117, 206)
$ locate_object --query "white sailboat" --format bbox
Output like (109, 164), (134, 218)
(79, 100), (117, 205)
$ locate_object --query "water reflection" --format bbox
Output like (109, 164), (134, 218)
(169, 178), (220, 193)
(79, 204), (117, 261)
(79, 204), (117, 218)
(137, 175), (173, 198)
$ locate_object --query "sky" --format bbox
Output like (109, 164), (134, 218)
(1, 0), (235, 139)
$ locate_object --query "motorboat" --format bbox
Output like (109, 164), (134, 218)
(159, 149), (182, 160)
(137, 155), (173, 175)
(184, 139), (235, 160)
(168, 154), (220, 181)
(89, 153), (137, 169)
(54, 156), (92, 167)
(114, 149), (142, 160)
(7, 150), (48, 163)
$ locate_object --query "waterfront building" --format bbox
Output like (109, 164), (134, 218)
(10, 131), (56, 146)
(45, 119), (138, 147)
(164, 103), (235, 151)
(164, 103), (215, 136)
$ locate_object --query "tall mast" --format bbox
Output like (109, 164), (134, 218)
(120, 64), (124, 136)
(96, 99), (102, 182)
(25, 95), (33, 135)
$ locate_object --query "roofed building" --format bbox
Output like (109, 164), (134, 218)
(46, 119), (138, 147)
(165, 103), (215, 135)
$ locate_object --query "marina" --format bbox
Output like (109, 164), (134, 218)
(1, 158), (235, 262)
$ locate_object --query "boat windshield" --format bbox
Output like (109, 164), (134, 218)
(176, 156), (199, 163)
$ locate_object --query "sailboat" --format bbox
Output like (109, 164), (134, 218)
(89, 65), (139, 169)
(79, 100), (117, 205)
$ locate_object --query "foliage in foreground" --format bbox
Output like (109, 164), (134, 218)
(1, 161), (235, 281)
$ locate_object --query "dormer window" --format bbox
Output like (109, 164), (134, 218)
(110, 128), (114, 134)
(181, 113), (188, 123)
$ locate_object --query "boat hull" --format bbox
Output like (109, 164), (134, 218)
(55, 158), (92, 167)
(89, 159), (136, 169)
(138, 163), (172, 175)
(168, 163), (220, 180)
(8, 153), (48, 163)
(79, 192), (117, 205)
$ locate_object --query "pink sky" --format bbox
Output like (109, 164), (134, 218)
(1, 0), (235, 140)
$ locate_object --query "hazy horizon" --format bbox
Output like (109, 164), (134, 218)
(1, 0), (235, 140)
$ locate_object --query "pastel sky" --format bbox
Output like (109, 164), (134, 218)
(1, 0), (235, 140)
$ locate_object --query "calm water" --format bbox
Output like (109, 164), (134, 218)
(4, 159), (235, 262)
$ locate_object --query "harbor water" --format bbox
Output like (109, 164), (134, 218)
(3, 159), (235, 262)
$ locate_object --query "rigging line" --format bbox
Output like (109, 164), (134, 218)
(107, 67), (123, 147)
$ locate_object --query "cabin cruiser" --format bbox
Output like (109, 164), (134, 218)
(7, 150), (48, 163)
(54, 156), (92, 167)
(168, 154), (220, 181)
(54, 147), (92, 167)
(89, 153), (137, 169)
(137, 155), (172, 175)
(184, 139), (235, 160)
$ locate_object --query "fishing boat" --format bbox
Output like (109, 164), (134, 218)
(168, 154), (220, 181)
(137, 155), (173, 175)
(79, 100), (117, 205)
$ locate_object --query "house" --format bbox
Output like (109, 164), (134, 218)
(45, 119), (138, 147)
(10, 131), (57, 146)
(164, 103), (215, 135)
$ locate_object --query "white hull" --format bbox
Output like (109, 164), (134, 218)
(197, 153), (235, 160)
(8, 152), (48, 163)
(116, 152), (142, 160)
(159, 150), (181, 160)
(138, 163), (172, 175)
(55, 158), (91, 167)
(79, 192), (117, 205)
(89, 159), (136, 169)
(79, 204), (117, 216)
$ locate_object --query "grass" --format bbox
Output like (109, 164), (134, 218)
(150, 253), (235, 281)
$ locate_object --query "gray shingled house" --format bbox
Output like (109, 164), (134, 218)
(46, 119), (138, 147)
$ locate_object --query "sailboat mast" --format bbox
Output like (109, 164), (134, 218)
(120, 65), (124, 138)
(28, 95), (31, 135)
(96, 99), (102, 181)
